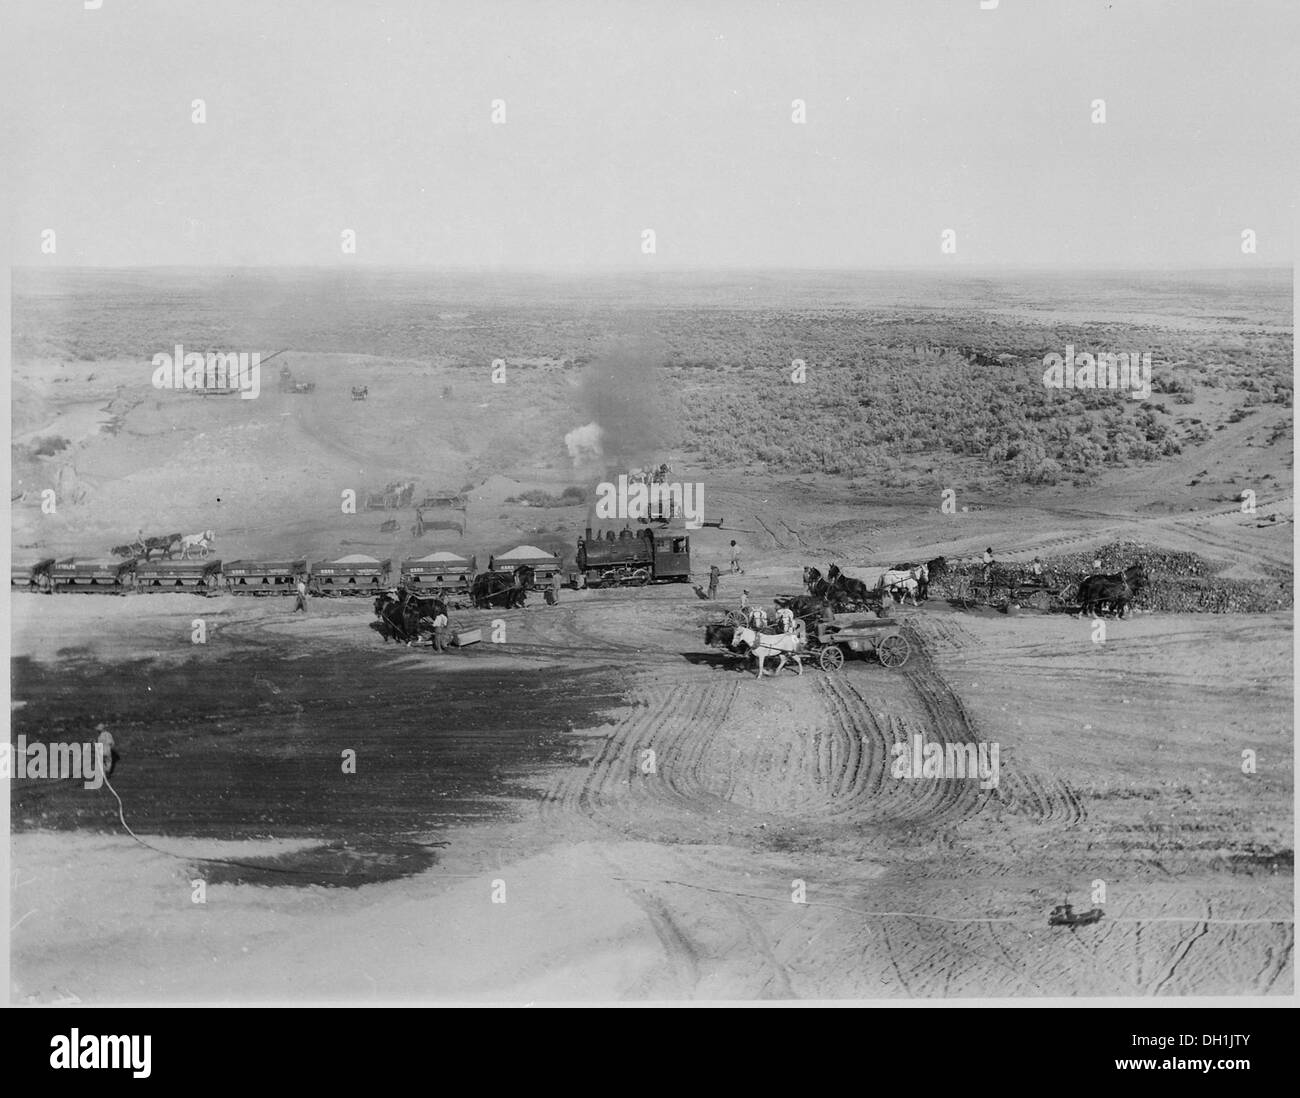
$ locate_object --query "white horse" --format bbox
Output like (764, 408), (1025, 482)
(731, 626), (805, 679)
(880, 563), (926, 606)
(180, 529), (215, 559)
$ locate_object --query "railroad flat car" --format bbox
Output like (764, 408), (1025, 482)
(12, 558), (55, 593)
(400, 551), (477, 594)
(224, 558), (308, 595)
(309, 555), (392, 596)
(136, 558), (224, 595)
(489, 545), (561, 590)
(51, 557), (136, 594)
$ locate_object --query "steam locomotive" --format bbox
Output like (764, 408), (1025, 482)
(577, 524), (691, 587)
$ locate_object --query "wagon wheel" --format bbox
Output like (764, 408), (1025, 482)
(1025, 586), (1054, 612)
(818, 645), (845, 672)
(876, 632), (911, 668)
(1055, 581), (1080, 612)
(727, 609), (750, 627)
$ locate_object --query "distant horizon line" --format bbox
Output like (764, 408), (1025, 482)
(13, 262), (1292, 275)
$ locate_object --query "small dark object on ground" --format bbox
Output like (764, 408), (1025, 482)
(1048, 902), (1104, 927)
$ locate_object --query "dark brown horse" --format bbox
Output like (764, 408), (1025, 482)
(803, 566), (834, 599)
(826, 564), (874, 607)
(1077, 564), (1147, 619)
(774, 594), (833, 628)
(373, 589), (449, 644)
(472, 565), (532, 609)
(373, 589), (419, 644)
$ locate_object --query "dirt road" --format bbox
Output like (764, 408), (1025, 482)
(10, 583), (1292, 1001)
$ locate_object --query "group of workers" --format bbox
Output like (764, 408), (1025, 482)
(983, 547), (1047, 580)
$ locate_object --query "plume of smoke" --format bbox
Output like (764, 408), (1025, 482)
(564, 422), (605, 466)
(576, 334), (673, 469)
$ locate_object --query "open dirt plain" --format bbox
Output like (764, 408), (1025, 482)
(10, 486), (1294, 1001)
(8, 270), (1294, 1002)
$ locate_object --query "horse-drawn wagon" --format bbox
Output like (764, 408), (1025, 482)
(950, 566), (1077, 613)
(803, 559), (943, 611)
(808, 614), (912, 671)
(709, 609), (912, 676)
(364, 481), (416, 511)
(416, 490), (469, 511)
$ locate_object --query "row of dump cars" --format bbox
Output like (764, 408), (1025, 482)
(9, 551), (559, 597)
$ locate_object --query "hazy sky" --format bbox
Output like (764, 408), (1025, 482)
(2, 0), (1296, 268)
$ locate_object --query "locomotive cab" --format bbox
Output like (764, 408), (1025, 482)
(651, 531), (691, 582)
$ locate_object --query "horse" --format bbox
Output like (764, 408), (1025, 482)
(179, 530), (215, 559)
(407, 592), (449, 632)
(143, 533), (182, 561)
(472, 565), (532, 609)
(1077, 564), (1147, 619)
(878, 566), (930, 608)
(730, 626), (805, 679)
(373, 589), (420, 644)
(826, 564), (876, 608)
(774, 594), (831, 640)
(891, 557), (946, 600)
(775, 594), (832, 623)
(373, 589), (449, 644)
(110, 543), (136, 559)
(704, 621), (736, 648)
(803, 566), (835, 600)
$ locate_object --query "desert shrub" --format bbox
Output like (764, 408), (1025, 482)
(28, 435), (70, 457)
(507, 487), (585, 508)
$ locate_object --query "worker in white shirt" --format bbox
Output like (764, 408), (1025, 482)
(431, 610), (449, 652)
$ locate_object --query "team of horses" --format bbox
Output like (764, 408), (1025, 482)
(803, 557), (948, 609)
(1076, 563), (1147, 619)
(110, 530), (214, 561)
(372, 588), (449, 645)
(729, 625), (805, 678)
(470, 564), (533, 609)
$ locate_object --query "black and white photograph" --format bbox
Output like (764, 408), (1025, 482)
(3, 0), (1294, 1015)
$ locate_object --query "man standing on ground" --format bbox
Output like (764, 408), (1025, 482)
(431, 609), (450, 652)
(708, 564), (720, 601)
(294, 575), (309, 613)
(730, 540), (742, 574)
